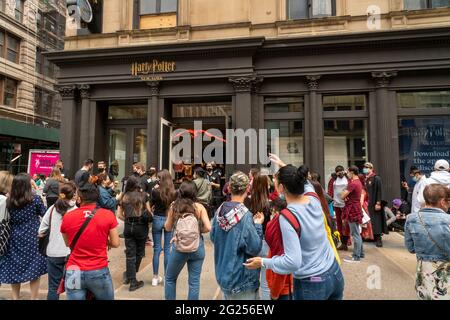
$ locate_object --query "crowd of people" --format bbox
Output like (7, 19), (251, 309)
(0, 156), (448, 300)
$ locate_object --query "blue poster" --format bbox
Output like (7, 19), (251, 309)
(399, 118), (450, 179)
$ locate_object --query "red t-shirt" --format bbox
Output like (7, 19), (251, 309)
(60, 204), (118, 271)
(343, 179), (363, 223)
(346, 179), (363, 204)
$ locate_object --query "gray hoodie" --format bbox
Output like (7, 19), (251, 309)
(417, 170), (450, 207)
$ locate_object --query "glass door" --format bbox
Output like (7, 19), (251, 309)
(108, 129), (127, 183)
(160, 118), (174, 176)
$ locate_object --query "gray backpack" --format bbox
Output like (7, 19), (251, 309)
(174, 213), (200, 253)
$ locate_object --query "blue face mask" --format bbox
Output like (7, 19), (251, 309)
(412, 176), (419, 182)
(279, 193), (286, 201)
(362, 168), (369, 175)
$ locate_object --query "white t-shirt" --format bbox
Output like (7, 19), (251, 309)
(333, 176), (348, 208)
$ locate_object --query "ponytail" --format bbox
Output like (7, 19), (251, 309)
(277, 164), (309, 196)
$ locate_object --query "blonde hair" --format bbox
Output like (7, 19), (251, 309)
(50, 167), (65, 183)
(0, 171), (14, 195)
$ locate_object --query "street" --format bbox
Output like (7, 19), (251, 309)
(0, 222), (418, 300)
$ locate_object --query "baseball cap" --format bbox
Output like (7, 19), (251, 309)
(229, 172), (250, 194)
(434, 159), (449, 171)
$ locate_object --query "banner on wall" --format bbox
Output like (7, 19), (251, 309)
(28, 150), (60, 178)
(399, 118), (450, 178)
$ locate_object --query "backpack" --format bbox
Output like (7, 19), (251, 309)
(265, 207), (301, 256)
(173, 213), (201, 253)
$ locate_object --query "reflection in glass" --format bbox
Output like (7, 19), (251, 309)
(324, 119), (368, 184)
(266, 120), (304, 168)
(108, 129), (127, 183)
(134, 129), (147, 165)
(264, 97), (304, 113)
(108, 105), (147, 120)
(397, 91), (450, 109)
(323, 95), (366, 111)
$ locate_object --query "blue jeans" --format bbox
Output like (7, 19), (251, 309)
(293, 259), (344, 300)
(349, 222), (364, 260)
(152, 215), (173, 276)
(47, 256), (66, 300)
(223, 290), (258, 300)
(65, 267), (114, 300)
(165, 240), (205, 300)
(259, 240), (270, 300)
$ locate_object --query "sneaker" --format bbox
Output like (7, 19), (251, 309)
(337, 244), (348, 251)
(129, 280), (144, 292)
(152, 276), (163, 286)
(122, 272), (130, 285)
(376, 238), (383, 247)
(343, 257), (361, 263)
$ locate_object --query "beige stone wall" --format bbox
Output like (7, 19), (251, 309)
(0, 0), (64, 125)
(63, 1), (450, 50)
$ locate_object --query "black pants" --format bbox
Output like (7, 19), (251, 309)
(124, 222), (148, 281)
(46, 197), (58, 209)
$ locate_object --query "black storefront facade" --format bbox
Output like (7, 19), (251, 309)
(48, 27), (450, 202)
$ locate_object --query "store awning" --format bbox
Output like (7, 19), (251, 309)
(0, 118), (59, 143)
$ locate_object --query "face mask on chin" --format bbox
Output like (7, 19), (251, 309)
(69, 200), (77, 207)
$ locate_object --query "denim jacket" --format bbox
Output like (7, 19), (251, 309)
(97, 186), (118, 213)
(404, 208), (450, 262)
(210, 202), (263, 295)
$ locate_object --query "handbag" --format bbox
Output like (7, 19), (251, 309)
(0, 201), (11, 257)
(362, 207), (371, 225)
(57, 208), (98, 296)
(38, 206), (54, 257)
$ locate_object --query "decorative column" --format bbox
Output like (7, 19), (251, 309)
(371, 71), (400, 202)
(57, 85), (77, 179)
(305, 75), (323, 176)
(229, 75), (263, 173)
(146, 81), (160, 168)
(78, 84), (91, 165)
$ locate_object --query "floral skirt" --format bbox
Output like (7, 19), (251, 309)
(415, 260), (450, 300)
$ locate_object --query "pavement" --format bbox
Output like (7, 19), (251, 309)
(0, 225), (418, 300)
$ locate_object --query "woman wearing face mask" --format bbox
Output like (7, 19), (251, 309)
(96, 173), (121, 214)
(404, 184), (450, 300)
(38, 182), (77, 300)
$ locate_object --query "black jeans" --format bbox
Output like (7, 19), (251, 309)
(47, 256), (66, 300)
(124, 222), (149, 281)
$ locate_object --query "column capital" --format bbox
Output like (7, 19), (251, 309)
(56, 85), (77, 99)
(229, 75), (263, 93)
(146, 81), (160, 96)
(78, 84), (91, 99)
(371, 71), (398, 88)
(306, 75), (321, 91)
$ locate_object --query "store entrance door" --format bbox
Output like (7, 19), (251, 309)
(160, 118), (174, 175)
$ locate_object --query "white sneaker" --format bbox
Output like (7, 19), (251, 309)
(152, 276), (163, 286)
(343, 257), (361, 263)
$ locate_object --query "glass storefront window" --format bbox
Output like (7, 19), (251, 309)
(397, 91), (450, 109)
(264, 97), (304, 113)
(265, 120), (304, 167)
(108, 105), (147, 120)
(323, 95), (366, 111)
(399, 117), (450, 178)
(172, 102), (232, 118)
(133, 129), (147, 165)
(108, 129), (127, 183)
(324, 119), (368, 182)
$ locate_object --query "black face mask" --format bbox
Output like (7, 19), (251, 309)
(337, 173), (344, 178)
(98, 168), (105, 173)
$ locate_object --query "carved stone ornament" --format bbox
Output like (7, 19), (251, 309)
(229, 75), (263, 93)
(146, 81), (160, 96)
(56, 85), (77, 98)
(306, 75), (322, 91)
(78, 84), (91, 99)
(371, 71), (398, 88)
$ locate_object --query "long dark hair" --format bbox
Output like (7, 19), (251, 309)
(55, 182), (76, 216)
(122, 176), (146, 217)
(310, 180), (333, 225)
(277, 165), (309, 196)
(157, 169), (176, 208)
(7, 173), (34, 210)
(172, 180), (197, 222)
(250, 175), (270, 214)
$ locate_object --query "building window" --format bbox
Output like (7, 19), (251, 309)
(140, 0), (178, 15)
(266, 120), (304, 167)
(288, 0), (336, 20)
(264, 97), (304, 113)
(397, 91), (450, 109)
(404, 0), (450, 10)
(15, 0), (25, 23)
(36, 47), (56, 78)
(323, 95), (366, 111)
(108, 105), (148, 120)
(0, 76), (18, 107)
(0, 30), (20, 64)
(0, 0), (5, 12)
(399, 117), (450, 177)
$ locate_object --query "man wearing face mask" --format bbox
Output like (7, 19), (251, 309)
(332, 166), (350, 251)
(363, 162), (388, 247)
(411, 169), (427, 215)
(97, 161), (107, 174)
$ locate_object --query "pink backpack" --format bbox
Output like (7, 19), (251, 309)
(174, 213), (201, 253)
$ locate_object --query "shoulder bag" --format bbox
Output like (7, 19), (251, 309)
(57, 208), (98, 295)
(0, 200), (11, 257)
(38, 206), (54, 257)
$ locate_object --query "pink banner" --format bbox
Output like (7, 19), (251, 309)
(28, 151), (60, 178)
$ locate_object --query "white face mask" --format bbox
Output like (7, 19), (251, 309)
(69, 200), (77, 207)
